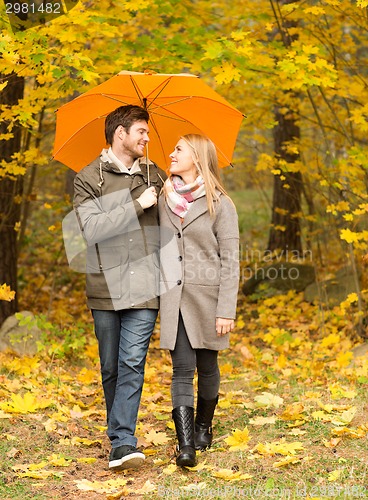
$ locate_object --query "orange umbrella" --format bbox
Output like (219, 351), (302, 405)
(52, 71), (244, 172)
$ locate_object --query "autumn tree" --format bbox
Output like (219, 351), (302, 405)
(267, 0), (303, 253)
(0, 72), (24, 324)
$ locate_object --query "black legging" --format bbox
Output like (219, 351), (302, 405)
(170, 312), (220, 408)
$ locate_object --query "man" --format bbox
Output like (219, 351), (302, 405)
(73, 105), (166, 470)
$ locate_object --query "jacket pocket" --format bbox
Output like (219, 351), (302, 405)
(86, 248), (123, 299)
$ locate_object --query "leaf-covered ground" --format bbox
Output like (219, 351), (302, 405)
(0, 286), (367, 500)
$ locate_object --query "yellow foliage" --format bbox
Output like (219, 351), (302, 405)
(273, 455), (300, 467)
(75, 477), (129, 494)
(332, 427), (366, 438)
(212, 469), (253, 481)
(213, 62), (241, 84)
(253, 439), (304, 456)
(0, 392), (53, 414)
(328, 469), (342, 481)
(280, 403), (306, 422)
(224, 427), (250, 451)
(254, 392), (284, 409)
(0, 284), (16, 302)
(144, 429), (170, 446)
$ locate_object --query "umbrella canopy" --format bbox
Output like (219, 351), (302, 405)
(52, 71), (244, 172)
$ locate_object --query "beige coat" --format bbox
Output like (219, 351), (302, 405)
(158, 193), (239, 351)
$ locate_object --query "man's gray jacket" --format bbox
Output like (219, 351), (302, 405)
(73, 155), (166, 311)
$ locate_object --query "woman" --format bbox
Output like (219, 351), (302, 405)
(158, 134), (239, 467)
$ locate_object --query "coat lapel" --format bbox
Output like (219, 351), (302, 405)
(161, 195), (208, 230)
(182, 196), (208, 229)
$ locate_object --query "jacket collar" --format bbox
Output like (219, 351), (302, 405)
(163, 195), (210, 230)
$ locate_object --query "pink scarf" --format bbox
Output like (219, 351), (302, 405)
(164, 175), (206, 218)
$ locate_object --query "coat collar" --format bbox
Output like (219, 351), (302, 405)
(163, 195), (210, 230)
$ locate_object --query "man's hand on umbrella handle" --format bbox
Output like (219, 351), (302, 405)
(137, 187), (158, 209)
(216, 317), (235, 336)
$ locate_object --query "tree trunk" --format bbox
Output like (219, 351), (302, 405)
(267, 107), (303, 252)
(0, 73), (25, 326)
(267, 0), (303, 253)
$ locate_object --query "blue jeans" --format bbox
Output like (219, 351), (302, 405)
(92, 308), (158, 448)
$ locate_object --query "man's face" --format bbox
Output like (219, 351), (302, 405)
(117, 120), (150, 159)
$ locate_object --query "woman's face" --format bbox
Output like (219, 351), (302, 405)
(169, 139), (197, 183)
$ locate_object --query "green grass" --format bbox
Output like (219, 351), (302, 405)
(229, 188), (271, 247)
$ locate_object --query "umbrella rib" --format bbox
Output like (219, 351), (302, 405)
(145, 78), (173, 110)
(148, 96), (192, 110)
(129, 76), (145, 107)
(100, 94), (136, 106)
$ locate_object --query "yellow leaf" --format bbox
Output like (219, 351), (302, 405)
(340, 228), (359, 244)
(75, 478), (129, 494)
(332, 427), (366, 438)
(212, 469), (253, 481)
(320, 333), (340, 348)
(336, 351), (354, 368)
(18, 469), (64, 479)
(213, 62), (241, 84)
(0, 283), (16, 302)
(312, 411), (332, 422)
(144, 429), (170, 446)
(162, 463), (177, 475)
(70, 437), (102, 447)
(273, 455), (300, 467)
(224, 427), (250, 451)
(5, 434), (16, 441)
(77, 458), (97, 464)
(43, 418), (57, 433)
(0, 392), (53, 414)
(254, 439), (304, 456)
(248, 416), (276, 426)
(329, 385), (357, 399)
(180, 482), (208, 492)
(47, 454), (72, 467)
(328, 469), (342, 481)
(280, 403), (305, 421)
(288, 429), (306, 436)
(77, 368), (97, 385)
(322, 437), (342, 448)
(136, 480), (157, 494)
(254, 392), (284, 408)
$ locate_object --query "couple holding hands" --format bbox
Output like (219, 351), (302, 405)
(73, 105), (239, 470)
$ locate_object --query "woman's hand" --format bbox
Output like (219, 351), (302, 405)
(216, 317), (235, 336)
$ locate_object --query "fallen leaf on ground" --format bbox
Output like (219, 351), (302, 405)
(224, 427), (250, 451)
(254, 392), (284, 408)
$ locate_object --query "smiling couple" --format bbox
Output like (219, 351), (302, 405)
(73, 105), (239, 471)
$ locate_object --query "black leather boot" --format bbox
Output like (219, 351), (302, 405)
(194, 395), (218, 450)
(172, 406), (196, 467)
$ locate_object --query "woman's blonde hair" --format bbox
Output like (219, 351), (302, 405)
(180, 134), (228, 215)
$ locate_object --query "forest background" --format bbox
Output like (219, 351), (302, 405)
(0, 0), (368, 499)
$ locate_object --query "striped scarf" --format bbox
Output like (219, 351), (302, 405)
(164, 175), (206, 218)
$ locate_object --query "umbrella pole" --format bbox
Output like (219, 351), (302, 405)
(142, 98), (150, 186)
(145, 142), (150, 186)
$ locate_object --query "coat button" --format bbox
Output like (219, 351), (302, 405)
(177, 280), (182, 285)
(177, 233), (182, 238)
(178, 256), (183, 261)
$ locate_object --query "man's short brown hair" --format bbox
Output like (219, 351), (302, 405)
(105, 105), (149, 145)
